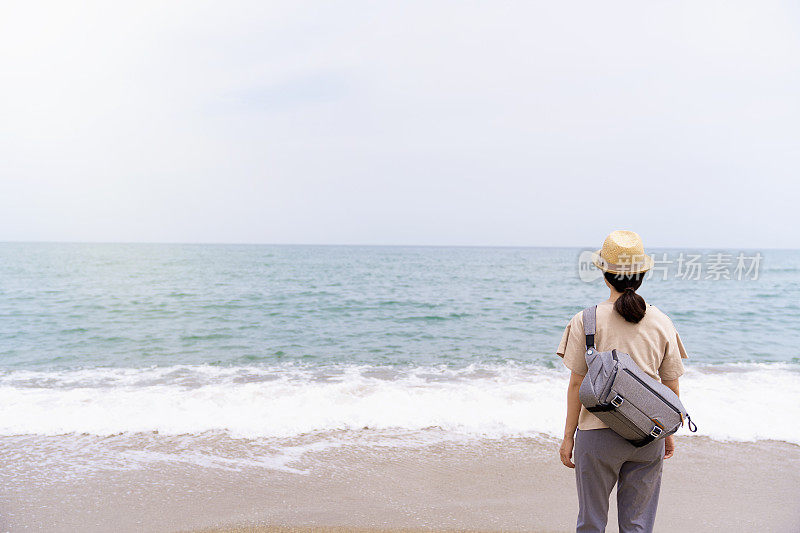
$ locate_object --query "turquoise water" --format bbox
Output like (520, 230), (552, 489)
(2, 243), (799, 445)
(1, 243), (798, 370)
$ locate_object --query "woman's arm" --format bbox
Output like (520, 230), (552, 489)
(661, 378), (680, 459)
(662, 378), (679, 396)
(559, 371), (584, 468)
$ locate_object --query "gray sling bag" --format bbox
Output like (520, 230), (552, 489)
(578, 305), (697, 447)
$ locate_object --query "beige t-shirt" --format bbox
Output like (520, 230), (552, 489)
(556, 300), (688, 431)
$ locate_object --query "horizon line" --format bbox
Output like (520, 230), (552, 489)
(0, 239), (793, 251)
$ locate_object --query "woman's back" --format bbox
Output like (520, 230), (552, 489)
(558, 299), (687, 431)
(559, 301), (686, 379)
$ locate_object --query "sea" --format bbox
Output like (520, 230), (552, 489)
(1, 243), (799, 479)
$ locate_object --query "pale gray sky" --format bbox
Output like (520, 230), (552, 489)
(1, 1), (799, 248)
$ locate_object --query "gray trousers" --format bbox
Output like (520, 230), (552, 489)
(574, 428), (665, 533)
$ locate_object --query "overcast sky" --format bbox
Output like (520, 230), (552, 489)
(1, 1), (798, 248)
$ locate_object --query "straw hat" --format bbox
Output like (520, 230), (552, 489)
(592, 230), (654, 275)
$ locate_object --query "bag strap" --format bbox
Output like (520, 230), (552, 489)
(582, 305), (597, 350)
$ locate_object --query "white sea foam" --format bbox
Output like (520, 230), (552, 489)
(1, 363), (798, 445)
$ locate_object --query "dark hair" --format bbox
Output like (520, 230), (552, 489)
(603, 271), (646, 323)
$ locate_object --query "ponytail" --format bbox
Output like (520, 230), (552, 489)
(603, 272), (646, 323)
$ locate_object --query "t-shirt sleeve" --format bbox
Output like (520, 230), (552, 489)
(658, 323), (688, 381)
(556, 312), (588, 376)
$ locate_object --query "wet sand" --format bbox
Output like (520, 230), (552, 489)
(2, 435), (799, 532)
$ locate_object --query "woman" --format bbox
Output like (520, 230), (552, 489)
(556, 230), (688, 533)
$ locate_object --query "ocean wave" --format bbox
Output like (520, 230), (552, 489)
(0, 362), (798, 445)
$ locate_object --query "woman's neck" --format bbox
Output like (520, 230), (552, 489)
(607, 289), (623, 303)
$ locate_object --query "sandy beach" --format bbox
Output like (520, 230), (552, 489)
(2, 433), (798, 533)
